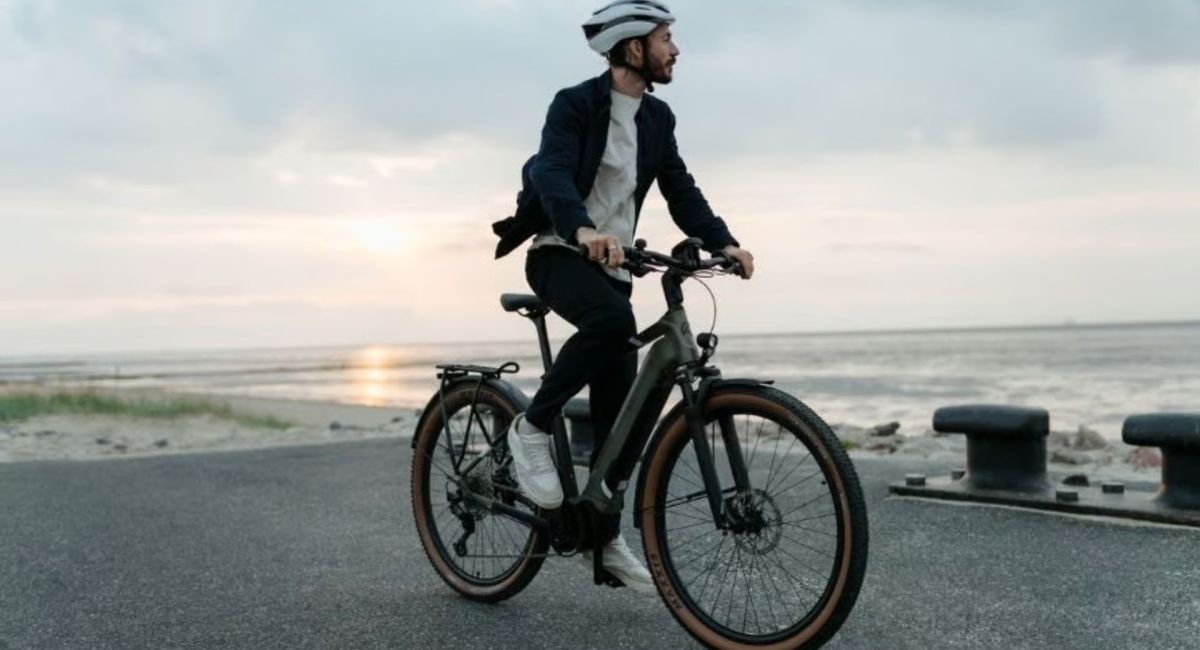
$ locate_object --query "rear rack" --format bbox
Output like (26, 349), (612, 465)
(428, 361), (522, 460)
(436, 362), (520, 380)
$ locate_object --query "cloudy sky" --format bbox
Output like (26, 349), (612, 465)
(2, 0), (1197, 355)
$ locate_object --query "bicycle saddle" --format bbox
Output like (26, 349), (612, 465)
(499, 293), (546, 313)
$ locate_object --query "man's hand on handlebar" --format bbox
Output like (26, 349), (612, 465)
(576, 227), (625, 269)
(722, 245), (755, 280)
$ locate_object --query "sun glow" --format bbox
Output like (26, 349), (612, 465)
(348, 219), (407, 254)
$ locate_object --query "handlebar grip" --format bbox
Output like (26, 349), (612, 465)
(576, 242), (637, 258)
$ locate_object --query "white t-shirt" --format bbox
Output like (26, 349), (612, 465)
(530, 89), (641, 284)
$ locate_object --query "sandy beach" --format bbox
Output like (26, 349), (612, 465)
(0, 385), (1163, 485)
(0, 386), (418, 463)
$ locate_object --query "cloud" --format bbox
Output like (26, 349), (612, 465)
(844, 0), (1200, 67)
(0, 0), (1196, 353)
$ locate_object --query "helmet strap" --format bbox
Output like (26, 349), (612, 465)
(637, 36), (656, 93)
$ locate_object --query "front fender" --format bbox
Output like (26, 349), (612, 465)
(632, 377), (773, 527)
(410, 376), (531, 449)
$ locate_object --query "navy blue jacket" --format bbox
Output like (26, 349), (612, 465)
(492, 70), (738, 258)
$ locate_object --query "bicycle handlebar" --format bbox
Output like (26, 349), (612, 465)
(575, 239), (741, 276)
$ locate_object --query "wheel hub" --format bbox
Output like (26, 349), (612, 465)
(726, 489), (783, 554)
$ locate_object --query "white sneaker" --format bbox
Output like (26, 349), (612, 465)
(575, 534), (656, 595)
(505, 413), (563, 509)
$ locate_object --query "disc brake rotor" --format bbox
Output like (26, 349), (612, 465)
(729, 489), (783, 554)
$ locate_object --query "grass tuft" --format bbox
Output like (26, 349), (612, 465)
(0, 391), (292, 430)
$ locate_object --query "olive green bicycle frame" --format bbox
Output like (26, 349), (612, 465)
(577, 306), (703, 513)
(454, 271), (752, 532)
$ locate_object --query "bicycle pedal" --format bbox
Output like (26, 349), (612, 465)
(591, 548), (626, 588)
(595, 568), (627, 589)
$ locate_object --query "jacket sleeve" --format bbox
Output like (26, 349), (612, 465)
(657, 106), (739, 252)
(529, 90), (596, 244)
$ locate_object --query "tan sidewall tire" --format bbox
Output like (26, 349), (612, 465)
(411, 386), (546, 602)
(640, 391), (861, 650)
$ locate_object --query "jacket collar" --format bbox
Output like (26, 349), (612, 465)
(594, 69), (614, 107)
(593, 68), (650, 120)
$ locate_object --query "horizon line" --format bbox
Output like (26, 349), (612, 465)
(3, 317), (1198, 361)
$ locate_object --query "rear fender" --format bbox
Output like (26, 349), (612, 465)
(410, 376), (530, 449)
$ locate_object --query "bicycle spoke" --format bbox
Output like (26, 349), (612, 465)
(678, 535), (730, 581)
(692, 535), (734, 604)
(663, 527), (719, 557)
(772, 543), (833, 582)
(782, 521), (837, 537)
(708, 542), (740, 619)
(776, 489), (832, 521)
(745, 413), (764, 475)
(773, 466), (824, 498)
(779, 532), (835, 560)
(765, 445), (812, 494)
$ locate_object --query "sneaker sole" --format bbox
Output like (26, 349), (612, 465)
(574, 551), (656, 595)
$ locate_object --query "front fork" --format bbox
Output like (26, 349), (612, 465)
(679, 378), (753, 530)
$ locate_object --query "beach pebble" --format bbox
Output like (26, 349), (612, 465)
(865, 437), (899, 454)
(329, 421), (343, 431)
(1128, 447), (1161, 470)
(1050, 448), (1090, 465)
(34, 430), (57, 438)
(113, 443), (128, 453)
(1062, 473), (1090, 487)
(1072, 425), (1107, 451)
(153, 439), (169, 448)
(869, 422), (901, 437)
(95, 437), (110, 446)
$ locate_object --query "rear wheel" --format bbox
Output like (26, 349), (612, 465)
(411, 383), (548, 603)
(639, 385), (868, 649)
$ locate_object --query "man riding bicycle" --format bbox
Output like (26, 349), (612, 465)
(491, 0), (756, 593)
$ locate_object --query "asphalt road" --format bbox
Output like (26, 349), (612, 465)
(1, 439), (1197, 649)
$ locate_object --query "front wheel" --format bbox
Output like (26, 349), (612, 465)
(639, 385), (869, 649)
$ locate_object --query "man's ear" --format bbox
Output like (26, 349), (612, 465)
(627, 39), (644, 67)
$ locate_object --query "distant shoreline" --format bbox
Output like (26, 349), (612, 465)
(730, 318), (1200, 340)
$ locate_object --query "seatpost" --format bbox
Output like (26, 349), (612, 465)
(530, 312), (554, 376)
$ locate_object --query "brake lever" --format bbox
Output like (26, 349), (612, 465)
(622, 257), (654, 277)
(710, 252), (744, 277)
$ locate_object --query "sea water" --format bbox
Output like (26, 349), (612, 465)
(3, 322), (1197, 440)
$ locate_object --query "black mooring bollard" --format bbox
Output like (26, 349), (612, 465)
(933, 405), (1051, 493)
(1123, 413), (1200, 511)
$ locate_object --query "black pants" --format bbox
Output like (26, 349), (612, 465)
(524, 247), (638, 470)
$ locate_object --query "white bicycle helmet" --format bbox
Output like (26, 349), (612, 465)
(582, 0), (676, 55)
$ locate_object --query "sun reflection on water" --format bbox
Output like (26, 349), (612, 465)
(350, 346), (395, 406)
